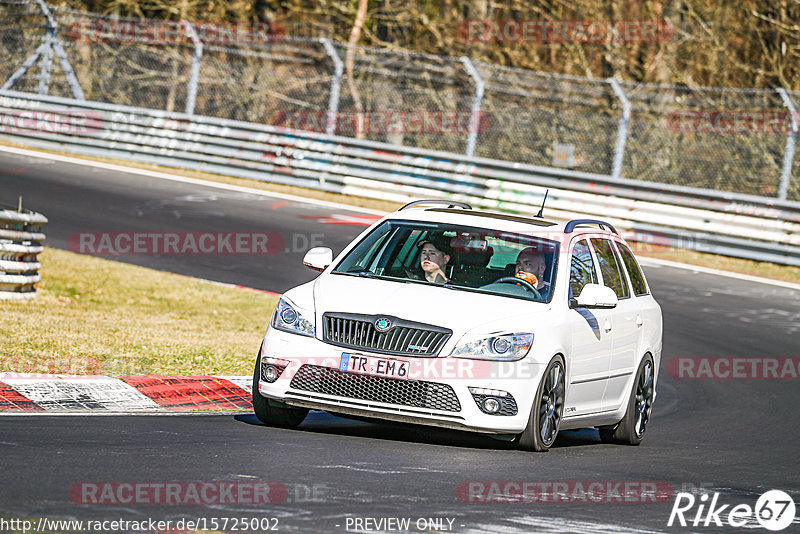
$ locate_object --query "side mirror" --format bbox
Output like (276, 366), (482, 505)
(570, 283), (618, 309)
(303, 247), (333, 272)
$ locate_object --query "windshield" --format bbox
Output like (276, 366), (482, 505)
(332, 220), (559, 302)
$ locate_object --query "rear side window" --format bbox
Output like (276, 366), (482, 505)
(590, 238), (630, 299)
(569, 240), (597, 298)
(617, 243), (649, 296)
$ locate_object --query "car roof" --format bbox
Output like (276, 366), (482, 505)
(384, 207), (618, 240)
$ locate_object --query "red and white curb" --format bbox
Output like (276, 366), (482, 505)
(0, 373), (252, 413)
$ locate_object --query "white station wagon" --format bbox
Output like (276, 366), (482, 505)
(253, 200), (662, 451)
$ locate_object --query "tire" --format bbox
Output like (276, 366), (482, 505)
(252, 348), (308, 428)
(516, 355), (565, 452)
(599, 354), (654, 445)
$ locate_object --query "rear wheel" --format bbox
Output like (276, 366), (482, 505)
(599, 354), (654, 445)
(252, 349), (308, 428)
(516, 356), (565, 452)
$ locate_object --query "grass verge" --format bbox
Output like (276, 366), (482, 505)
(0, 248), (277, 376)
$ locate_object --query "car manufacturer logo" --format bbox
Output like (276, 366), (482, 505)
(374, 317), (392, 332)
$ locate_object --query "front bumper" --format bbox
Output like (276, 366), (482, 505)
(258, 326), (546, 434)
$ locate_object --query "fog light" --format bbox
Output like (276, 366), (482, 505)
(482, 397), (501, 414)
(263, 364), (278, 383)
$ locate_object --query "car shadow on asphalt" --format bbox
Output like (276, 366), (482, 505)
(234, 412), (602, 451)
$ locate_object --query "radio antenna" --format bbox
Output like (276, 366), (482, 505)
(536, 189), (549, 218)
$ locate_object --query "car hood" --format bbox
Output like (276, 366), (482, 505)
(308, 273), (546, 334)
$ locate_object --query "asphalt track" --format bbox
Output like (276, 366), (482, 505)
(1, 150), (799, 533)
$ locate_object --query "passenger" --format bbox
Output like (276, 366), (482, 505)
(410, 236), (452, 284)
(515, 247), (550, 296)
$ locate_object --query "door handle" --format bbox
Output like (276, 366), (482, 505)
(636, 315), (643, 328)
(603, 320), (612, 333)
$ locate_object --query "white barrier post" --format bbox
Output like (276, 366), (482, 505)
(182, 21), (203, 116)
(777, 88), (797, 201)
(322, 39), (343, 136)
(460, 57), (485, 158)
(608, 78), (631, 181)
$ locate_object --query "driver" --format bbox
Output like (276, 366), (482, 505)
(515, 247), (550, 297)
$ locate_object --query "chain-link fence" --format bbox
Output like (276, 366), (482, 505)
(196, 38), (335, 125)
(621, 83), (790, 197)
(473, 63), (621, 176)
(0, 0), (47, 95)
(330, 43), (476, 154)
(50, 6), (195, 110)
(1, 0), (798, 201)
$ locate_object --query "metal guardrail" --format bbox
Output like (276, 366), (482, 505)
(0, 90), (798, 267)
(0, 200), (46, 299)
(2, 0), (800, 201)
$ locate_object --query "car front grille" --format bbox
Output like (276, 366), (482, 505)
(289, 364), (462, 412)
(322, 312), (451, 357)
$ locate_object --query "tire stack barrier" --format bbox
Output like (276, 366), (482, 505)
(0, 202), (46, 300)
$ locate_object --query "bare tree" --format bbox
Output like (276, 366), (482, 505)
(345, 0), (368, 139)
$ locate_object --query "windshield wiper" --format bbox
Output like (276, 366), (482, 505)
(352, 271), (399, 281)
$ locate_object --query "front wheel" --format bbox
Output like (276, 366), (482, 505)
(516, 355), (565, 452)
(599, 354), (654, 445)
(252, 349), (308, 428)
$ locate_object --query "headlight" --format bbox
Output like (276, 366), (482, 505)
(272, 298), (315, 337)
(450, 332), (533, 361)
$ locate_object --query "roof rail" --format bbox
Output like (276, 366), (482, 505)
(564, 219), (618, 234)
(398, 200), (473, 211)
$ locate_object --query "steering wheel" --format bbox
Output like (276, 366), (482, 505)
(492, 276), (543, 300)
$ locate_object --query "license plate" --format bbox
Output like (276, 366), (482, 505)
(339, 352), (409, 379)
